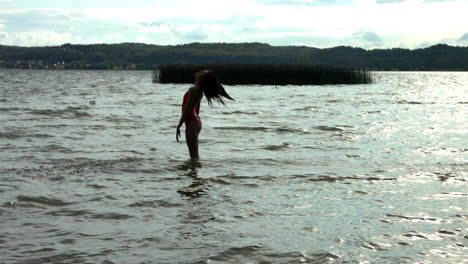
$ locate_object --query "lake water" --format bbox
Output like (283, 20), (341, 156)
(0, 70), (466, 264)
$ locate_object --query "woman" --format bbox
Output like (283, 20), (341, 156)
(176, 69), (234, 160)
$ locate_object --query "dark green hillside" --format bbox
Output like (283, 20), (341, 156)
(0, 42), (467, 70)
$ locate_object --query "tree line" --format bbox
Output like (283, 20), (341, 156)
(0, 42), (467, 70)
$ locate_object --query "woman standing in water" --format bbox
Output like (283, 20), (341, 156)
(176, 69), (235, 160)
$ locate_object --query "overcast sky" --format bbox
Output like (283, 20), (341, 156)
(0, 0), (467, 49)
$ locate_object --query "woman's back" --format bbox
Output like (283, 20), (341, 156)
(182, 89), (201, 122)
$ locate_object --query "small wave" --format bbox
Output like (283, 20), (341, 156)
(361, 110), (382, 115)
(103, 115), (136, 123)
(350, 190), (370, 195)
(361, 241), (387, 251)
(304, 175), (354, 183)
(27, 106), (91, 119)
(207, 177), (234, 185)
(30, 133), (53, 138)
(0, 107), (27, 112)
(46, 209), (93, 217)
(21, 248), (56, 254)
(214, 126), (269, 132)
(0, 132), (22, 139)
(207, 176), (260, 188)
(214, 126), (309, 134)
(0, 131), (53, 140)
(396, 100), (434, 105)
(418, 147), (467, 154)
(57, 157), (145, 171)
(222, 110), (262, 115)
(326, 99), (345, 103)
(127, 200), (183, 208)
(10, 157), (150, 179)
(90, 212), (133, 220)
(438, 229), (458, 236)
(208, 245), (261, 261)
(2, 200), (46, 209)
(276, 127), (310, 134)
(15, 252), (88, 264)
(59, 239), (77, 244)
(211, 174), (278, 182)
(16, 195), (74, 207)
(294, 106), (320, 112)
(206, 245), (339, 263)
(86, 184), (107, 189)
(37, 144), (74, 153)
(400, 229), (465, 243)
(36, 124), (68, 129)
(401, 231), (430, 240)
(86, 125), (106, 130)
(177, 183), (208, 198)
(292, 174), (396, 183)
(263, 143), (294, 151)
(314, 126), (345, 132)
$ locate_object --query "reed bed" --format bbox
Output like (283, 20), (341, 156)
(155, 64), (372, 85)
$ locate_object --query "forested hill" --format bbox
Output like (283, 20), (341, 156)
(0, 42), (467, 70)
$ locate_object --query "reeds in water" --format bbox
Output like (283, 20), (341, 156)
(155, 64), (372, 85)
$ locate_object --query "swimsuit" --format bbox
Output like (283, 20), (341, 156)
(182, 90), (201, 123)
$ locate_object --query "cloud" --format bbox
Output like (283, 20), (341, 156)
(458, 32), (468, 45)
(377, 0), (457, 3)
(249, 31), (387, 49)
(0, 9), (139, 45)
(460, 32), (468, 41)
(264, 34), (337, 47)
(0, 9), (78, 32)
(170, 24), (209, 41)
(376, 0), (407, 4)
(139, 15), (262, 31)
(135, 35), (153, 44)
(423, 0), (455, 2)
(0, 1), (467, 48)
(254, 0), (354, 6)
(0, 31), (8, 40)
(352, 31), (383, 45)
(136, 15), (265, 43)
(0, 31), (79, 46)
(415, 42), (433, 49)
(255, 0), (314, 6)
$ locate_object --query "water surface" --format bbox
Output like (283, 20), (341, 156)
(0, 70), (467, 263)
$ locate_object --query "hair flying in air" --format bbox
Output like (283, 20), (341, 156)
(196, 69), (235, 106)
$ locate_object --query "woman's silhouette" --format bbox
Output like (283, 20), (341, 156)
(176, 69), (234, 160)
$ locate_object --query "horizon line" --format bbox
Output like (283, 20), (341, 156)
(1, 42), (467, 51)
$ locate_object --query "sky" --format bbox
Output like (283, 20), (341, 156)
(0, 0), (467, 49)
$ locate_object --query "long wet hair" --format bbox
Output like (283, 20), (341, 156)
(197, 69), (235, 106)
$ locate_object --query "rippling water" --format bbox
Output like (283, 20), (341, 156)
(1, 70), (467, 264)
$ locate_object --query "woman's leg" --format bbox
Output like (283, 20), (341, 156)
(185, 121), (202, 160)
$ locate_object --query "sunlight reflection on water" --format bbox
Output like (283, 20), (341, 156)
(0, 70), (466, 264)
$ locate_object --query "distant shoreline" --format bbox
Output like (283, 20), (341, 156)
(1, 42), (467, 71)
(1, 68), (467, 72)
